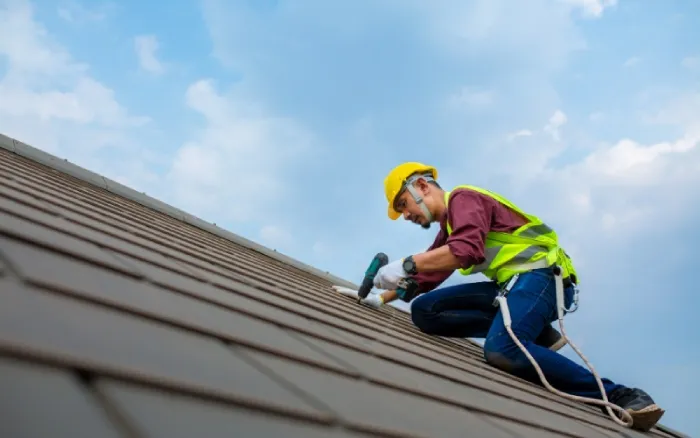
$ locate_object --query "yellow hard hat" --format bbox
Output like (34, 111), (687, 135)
(384, 162), (438, 220)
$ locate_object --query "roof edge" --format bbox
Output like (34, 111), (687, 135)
(654, 423), (691, 438)
(0, 133), (360, 291)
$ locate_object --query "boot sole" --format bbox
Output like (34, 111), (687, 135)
(628, 404), (665, 432)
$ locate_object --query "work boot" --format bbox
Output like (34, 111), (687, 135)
(535, 325), (567, 351)
(607, 387), (665, 431)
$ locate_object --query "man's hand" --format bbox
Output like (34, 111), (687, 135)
(373, 259), (408, 290)
(331, 285), (385, 309)
(359, 293), (384, 309)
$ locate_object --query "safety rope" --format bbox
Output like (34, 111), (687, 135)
(494, 268), (634, 428)
(334, 259), (633, 427)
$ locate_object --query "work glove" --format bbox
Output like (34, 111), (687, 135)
(373, 258), (408, 290)
(359, 293), (384, 309)
(331, 285), (384, 309)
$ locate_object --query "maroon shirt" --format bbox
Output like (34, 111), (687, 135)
(412, 187), (528, 293)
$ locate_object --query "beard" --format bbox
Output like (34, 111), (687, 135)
(407, 213), (432, 230)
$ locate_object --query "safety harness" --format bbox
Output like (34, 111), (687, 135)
(388, 176), (637, 428)
(437, 185), (634, 428)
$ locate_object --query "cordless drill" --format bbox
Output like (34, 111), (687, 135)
(356, 252), (420, 304)
(357, 252), (388, 303)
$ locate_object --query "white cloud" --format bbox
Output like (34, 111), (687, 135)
(0, 0), (154, 191)
(543, 109), (567, 141)
(0, 0), (320, 231)
(503, 109), (566, 144)
(405, 0), (588, 72)
(134, 34), (165, 75)
(0, 77), (147, 127)
(540, 95), (699, 243)
(470, 92), (699, 355)
(580, 135), (698, 184)
(0, 1), (85, 78)
(489, 91), (699, 244)
(507, 129), (533, 141)
(559, 0), (617, 18)
(653, 92), (700, 136)
(163, 79), (316, 223)
(0, 3), (146, 130)
(57, 1), (111, 23)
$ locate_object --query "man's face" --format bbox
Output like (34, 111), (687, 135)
(394, 181), (433, 229)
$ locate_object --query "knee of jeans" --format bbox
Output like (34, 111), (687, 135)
(410, 299), (436, 334)
(483, 335), (520, 372)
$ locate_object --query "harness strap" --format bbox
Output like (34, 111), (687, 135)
(492, 258), (579, 313)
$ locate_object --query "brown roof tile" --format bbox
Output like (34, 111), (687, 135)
(0, 357), (125, 438)
(97, 378), (369, 438)
(0, 136), (689, 438)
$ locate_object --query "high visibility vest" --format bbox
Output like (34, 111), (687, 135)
(444, 185), (578, 285)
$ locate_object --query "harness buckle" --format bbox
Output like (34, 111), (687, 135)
(493, 273), (519, 307)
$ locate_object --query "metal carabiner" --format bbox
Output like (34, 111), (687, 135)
(493, 273), (519, 307)
(564, 285), (580, 313)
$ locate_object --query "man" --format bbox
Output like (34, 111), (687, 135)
(362, 161), (665, 432)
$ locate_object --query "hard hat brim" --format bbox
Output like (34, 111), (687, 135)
(388, 205), (401, 220)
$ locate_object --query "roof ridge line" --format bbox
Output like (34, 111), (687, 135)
(0, 132), (359, 292)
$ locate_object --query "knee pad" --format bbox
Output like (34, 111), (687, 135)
(483, 349), (517, 372)
(483, 334), (524, 371)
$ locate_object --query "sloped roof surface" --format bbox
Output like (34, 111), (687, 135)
(0, 133), (687, 438)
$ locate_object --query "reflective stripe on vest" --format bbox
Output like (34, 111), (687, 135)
(444, 185), (578, 284)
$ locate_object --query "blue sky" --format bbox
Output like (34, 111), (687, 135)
(1, 0), (699, 435)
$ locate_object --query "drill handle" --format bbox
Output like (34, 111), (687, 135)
(357, 252), (389, 300)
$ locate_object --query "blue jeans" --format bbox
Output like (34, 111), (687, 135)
(410, 267), (624, 399)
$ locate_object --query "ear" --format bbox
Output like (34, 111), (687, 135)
(416, 177), (431, 194)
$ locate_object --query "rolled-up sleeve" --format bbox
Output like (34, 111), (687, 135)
(409, 189), (496, 294)
(411, 228), (453, 293)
